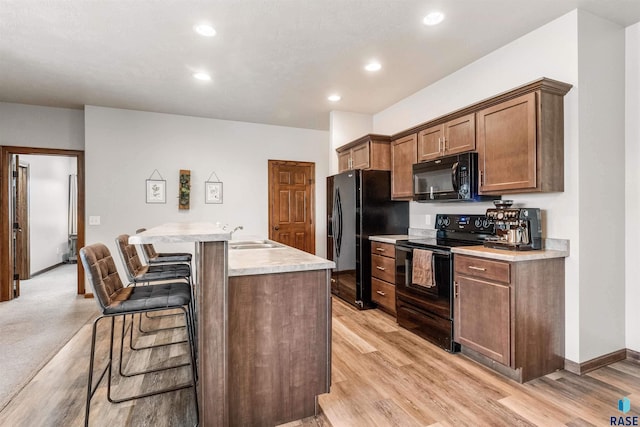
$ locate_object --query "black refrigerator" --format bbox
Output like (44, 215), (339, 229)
(327, 170), (409, 309)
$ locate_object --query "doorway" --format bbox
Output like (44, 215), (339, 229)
(0, 146), (85, 302)
(268, 160), (316, 254)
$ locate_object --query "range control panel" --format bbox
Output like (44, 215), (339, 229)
(435, 214), (493, 233)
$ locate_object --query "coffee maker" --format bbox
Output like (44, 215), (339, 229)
(483, 201), (542, 251)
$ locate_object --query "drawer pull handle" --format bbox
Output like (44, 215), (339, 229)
(376, 266), (386, 271)
(376, 247), (385, 252)
(376, 290), (386, 296)
(468, 266), (486, 271)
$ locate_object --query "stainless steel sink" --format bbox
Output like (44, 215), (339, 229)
(229, 240), (283, 250)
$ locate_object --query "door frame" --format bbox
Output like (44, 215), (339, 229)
(0, 146), (86, 301)
(267, 159), (316, 254)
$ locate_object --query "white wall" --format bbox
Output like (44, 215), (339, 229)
(0, 103), (84, 150)
(329, 111), (372, 174)
(20, 155), (77, 274)
(84, 106), (330, 277)
(576, 11), (626, 361)
(625, 22), (640, 352)
(367, 10), (628, 363)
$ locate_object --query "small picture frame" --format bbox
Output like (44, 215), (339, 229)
(205, 181), (223, 204)
(146, 179), (166, 204)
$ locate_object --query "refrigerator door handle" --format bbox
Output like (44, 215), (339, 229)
(334, 189), (343, 257)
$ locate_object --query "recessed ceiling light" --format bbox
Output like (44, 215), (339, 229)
(194, 24), (216, 37)
(423, 11), (445, 26)
(193, 72), (212, 81)
(365, 62), (382, 72)
(328, 94), (341, 102)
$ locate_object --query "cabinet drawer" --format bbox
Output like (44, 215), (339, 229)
(371, 254), (395, 283)
(371, 242), (395, 258)
(454, 255), (510, 284)
(371, 278), (396, 314)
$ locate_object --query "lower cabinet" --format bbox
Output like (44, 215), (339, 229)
(370, 241), (397, 316)
(453, 254), (565, 382)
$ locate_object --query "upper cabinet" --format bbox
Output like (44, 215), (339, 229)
(418, 113), (476, 162)
(477, 79), (572, 195)
(391, 134), (417, 200)
(336, 134), (391, 173)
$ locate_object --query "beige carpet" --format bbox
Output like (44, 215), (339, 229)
(0, 264), (98, 411)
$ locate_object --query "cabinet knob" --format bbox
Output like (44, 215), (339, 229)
(376, 247), (385, 252)
(376, 266), (386, 271)
(376, 290), (386, 296)
(468, 266), (486, 271)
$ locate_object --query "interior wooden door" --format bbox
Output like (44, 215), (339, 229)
(16, 163), (30, 280)
(10, 155), (21, 297)
(268, 160), (315, 254)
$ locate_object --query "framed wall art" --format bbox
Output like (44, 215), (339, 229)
(146, 179), (166, 204)
(205, 181), (223, 204)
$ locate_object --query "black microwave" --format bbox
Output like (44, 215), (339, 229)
(412, 152), (498, 202)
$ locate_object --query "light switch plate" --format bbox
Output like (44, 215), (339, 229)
(89, 216), (101, 226)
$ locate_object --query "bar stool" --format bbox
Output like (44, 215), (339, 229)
(115, 234), (195, 340)
(79, 243), (198, 427)
(135, 228), (192, 265)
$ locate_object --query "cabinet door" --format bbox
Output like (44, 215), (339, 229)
(417, 125), (443, 162)
(454, 276), (510, 366)
(337, 150), (351, 172)
(351, 142), (370, 170)
(444, 113), (475, 155)
(477, 92), (537, 193)
(391, 134), (417, 200)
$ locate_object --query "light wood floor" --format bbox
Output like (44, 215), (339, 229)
(1, 298), (639, 426)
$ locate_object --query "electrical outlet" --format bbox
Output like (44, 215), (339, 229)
(89, 216), (101, 226)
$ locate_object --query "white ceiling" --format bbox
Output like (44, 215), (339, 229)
(1, 0), (639, 130)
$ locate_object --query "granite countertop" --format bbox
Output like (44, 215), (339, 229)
(129, 222), (231, 244)
(451, 245), (569, 262)
(369, 235), (416, 244)
(228, 241), (335, 277)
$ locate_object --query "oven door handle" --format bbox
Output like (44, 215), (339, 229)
(396, 245), (451, 257)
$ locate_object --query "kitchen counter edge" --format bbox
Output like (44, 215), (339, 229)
(369, 235), (421, 244)
(451, 245), (569, 262)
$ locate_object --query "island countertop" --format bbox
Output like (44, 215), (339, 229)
(128, 221), (231, 243)
(229, 242), (335, 277)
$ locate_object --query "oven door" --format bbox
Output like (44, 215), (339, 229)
(395, 244), (452, 319)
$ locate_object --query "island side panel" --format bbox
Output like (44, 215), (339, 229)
(198, 241), (229, 427)
(228, 269), (331, 426)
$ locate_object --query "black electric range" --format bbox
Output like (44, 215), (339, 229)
(394, 214), (494, 352)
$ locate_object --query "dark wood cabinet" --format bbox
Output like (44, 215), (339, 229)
(336, 134), (391, 172)
(370, 241), (397, 316)
(453, 254), (565, 383)
(391, 134), (417, 200)
(477, 80), (572, 195)
(418, 113), (475, 162)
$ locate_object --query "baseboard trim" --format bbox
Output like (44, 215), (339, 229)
(627, 349), (640, 362)
(30, 262), (65, 278)
(564, 348), (628, 375)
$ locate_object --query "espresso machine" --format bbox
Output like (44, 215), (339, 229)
(483, 201), (542, 251)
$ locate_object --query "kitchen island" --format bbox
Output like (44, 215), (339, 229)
(130, 226), (334, 426)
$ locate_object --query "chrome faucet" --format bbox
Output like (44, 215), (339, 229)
(232, 225), (243, 234)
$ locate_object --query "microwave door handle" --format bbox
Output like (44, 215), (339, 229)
(451, 161), (459, 193)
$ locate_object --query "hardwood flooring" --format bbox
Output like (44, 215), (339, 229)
(1, 298), (639, 426)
